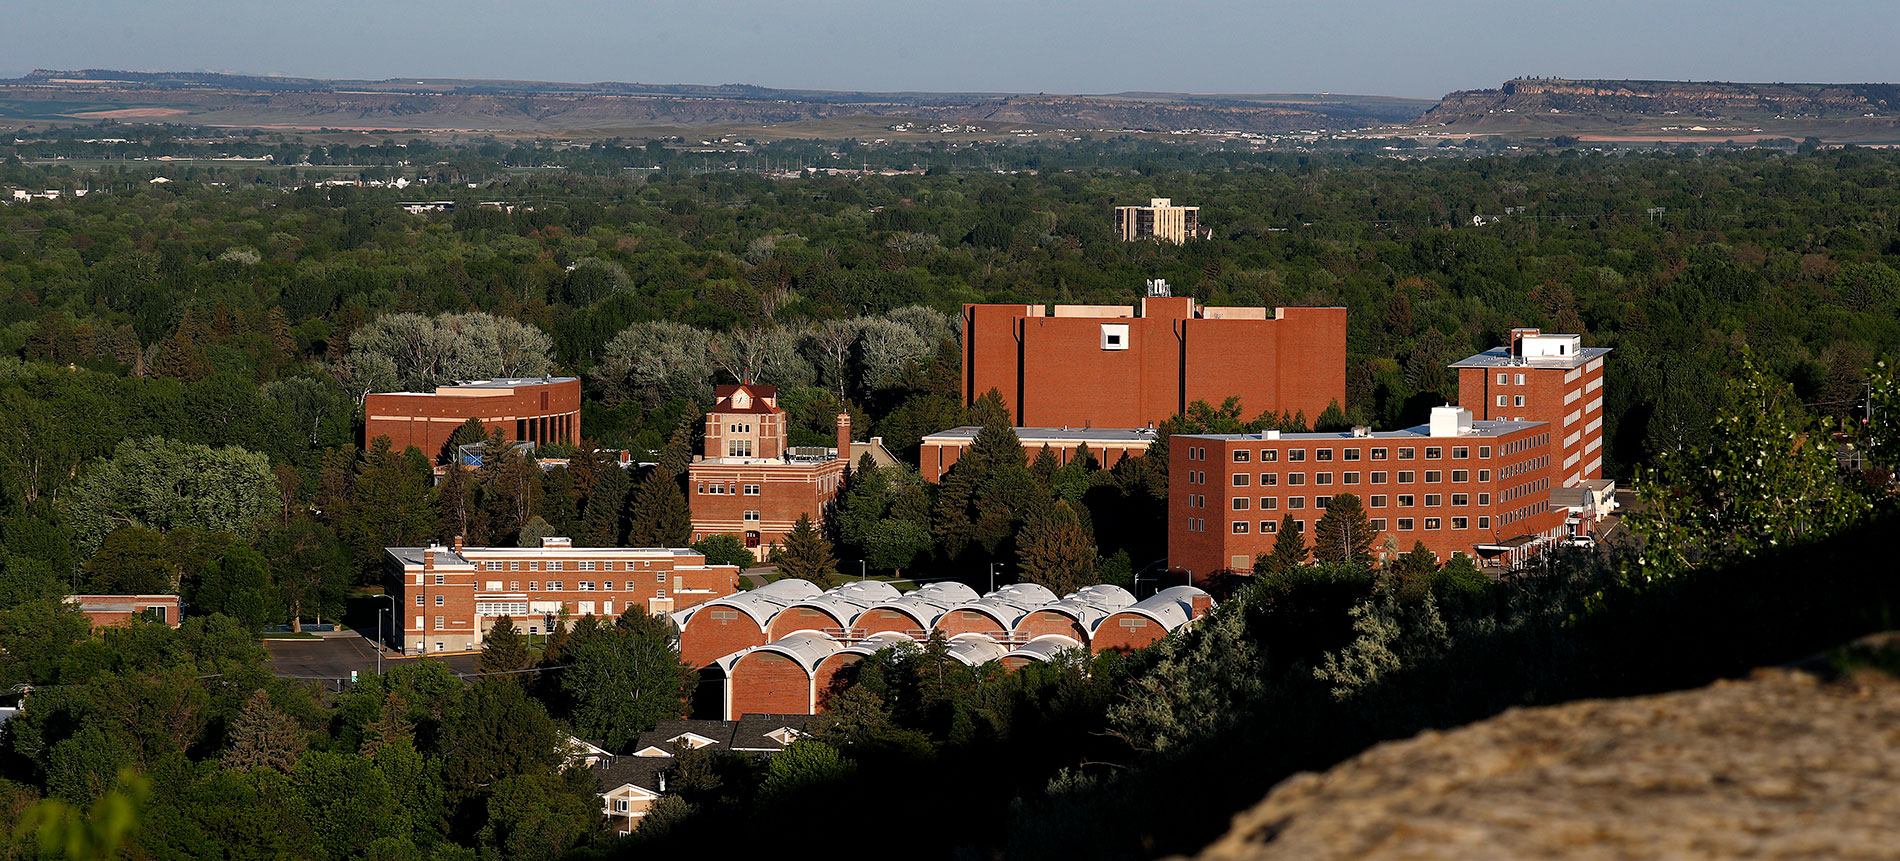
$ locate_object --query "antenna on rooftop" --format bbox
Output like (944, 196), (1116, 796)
(1145, 278), (1171, 298)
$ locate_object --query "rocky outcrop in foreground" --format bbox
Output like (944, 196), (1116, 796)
(1193, 663), (1900, 859)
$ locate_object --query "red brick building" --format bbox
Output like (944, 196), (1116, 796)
(384, 536), (740, 654)
(1451, 329), (1611, 486)
(687, 384), (848, 551)
(66, 594), (180, 629)
(365, 377), (581, 456)
(1169, 407), (1565, 580)
(918, 426), (1157, 483)
(962, 296), (1346, 429)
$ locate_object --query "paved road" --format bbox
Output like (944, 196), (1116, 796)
(265, 635), (479, 685)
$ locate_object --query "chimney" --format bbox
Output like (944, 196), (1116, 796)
(619, 450), (632, 465)
(1189, 592), (1213, 620)
(836, 413), (852, 460)
(453, 534), (465, 553)
(423, 545), (437, 570)
(1351, 426), (1372, 438)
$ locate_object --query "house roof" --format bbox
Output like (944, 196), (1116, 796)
(729, 714), (814, 753)
(592, 754), (672, 794)
(628, 719), (740, 758)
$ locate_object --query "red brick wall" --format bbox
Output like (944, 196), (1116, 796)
(920, 438), (1147, 483)
(964, 303), (1346, 431)
(679, 609), (769, 669)
(365, 379), (580, 455)
(768, 606), (846, 640)
(1168, 426), (1566, 581)
(855, 607), (926, 638)
(1014, 610), (1091, 647)
(1091, 613), (1167, 654)
(1457, 358), (1607, 485)
(933, 607), (1008, 639)
(812, 653), (863, 711)
(727, 651), (814, 720)
(688, 460), (845, 548)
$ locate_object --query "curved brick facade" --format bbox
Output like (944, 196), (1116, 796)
(1014, 609), (1092, 647)
(680, 610), (771, 669)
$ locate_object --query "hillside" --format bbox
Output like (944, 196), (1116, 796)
(0, 70), (1431, 134)
(1412, 77), (1900, 141)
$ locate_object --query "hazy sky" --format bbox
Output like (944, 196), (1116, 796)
(9, 1), (1897, 99)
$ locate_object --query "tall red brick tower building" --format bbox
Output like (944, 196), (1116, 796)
(1450, 329), (1610, 486)
(962, 293), (1346, 429)
(687, 384), (848, 551)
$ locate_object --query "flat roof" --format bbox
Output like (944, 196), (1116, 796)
(923, 426), (1160, 444)
(1449, 346), (1611, 371)
(447, 377), (578, 388)
(385, 545), (703, 566)
(1176, 419), (1546, 443)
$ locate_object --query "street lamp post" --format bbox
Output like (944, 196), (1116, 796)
(988, 562), (1002, 593)
(858, 560), (867, 581)
(378, 594), (397, 675)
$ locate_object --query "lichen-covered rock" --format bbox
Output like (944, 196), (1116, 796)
(1193, 665), (1900, 860)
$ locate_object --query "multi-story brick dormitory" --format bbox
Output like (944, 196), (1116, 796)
(687, 383), (851, 551)
(365, 377), (581, 455)
(1170, 405), (1567, 580)
(1450, 329), (1611, 486)
(383, 536), (740, 654)
(674, 580), (1213, 720)
(961, 290), (1347, 431)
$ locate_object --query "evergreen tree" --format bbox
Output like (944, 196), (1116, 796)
(1030, 445), (1060, 483)
(965, 387), (1013, 428)
(576, 464), (631, 547)
(1391, 540), (1440, 580)
(557, 608), (692, 751)
(626, 472), (691, 547)
(1313, 399), (1352, 432)
(517, 516), (559, 547)
(1257, 514), (1308, 575)
(359, 692), (416, 760)
(1311, 492), (1376, 567)
(773, 513), (838, 583)
(656, 425), (694, 479)
(480, 615), (533, 676)
(1016, 499), (1096, 596)
(444, 417), (490, 464)
(222, 690), (306, 772)
(541, 468), (581, 536)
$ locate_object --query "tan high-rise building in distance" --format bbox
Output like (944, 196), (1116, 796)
(1115, 198), (1200, 243)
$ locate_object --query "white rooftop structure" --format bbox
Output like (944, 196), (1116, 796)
(672, 577), (821, 629)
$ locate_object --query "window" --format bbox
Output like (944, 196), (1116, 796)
(1233, 450), (1251, 463)
(1479, 446), (1492, 459)
(1513, 395), (1526, 408)
(1452, 447), (1469, 459)
(1288, 449), (1306, 462)
(1371, 448), (1388, 460)
(511, 561), (522, 570)
(1424, 470), (1441, 483)
(1371, 471), (1388, 484)
(579, 561), (596, 571)
(1316, 496), (1331, 509)
(743, 510), (761, 522)
(1478, 493), (1491, 505)
(1100, 322), (1130, 350)
(1514, 373), (1526, 385)
(1397, 471), (1415, 483)
(1233, 473), (1251, 487)
(484, 561), (502, 571)
(1287, 473), (1306, 486)
(744, 484), (761, 495)
(1497, 372), (1508, 385)
(1424, 517), (1442, 530)
(1425, 447), (1442, 460)
(548, 561), (564, 571)
(529, 581), (539, 591)
(1478, 516), (1491, 529)
(1261, 520), (1278, 534)
(1259, 473), (1278, 486)
(1397, 494), (1415, 507)
(1496, 395), (1508, 407)
(434, 616), (444, 629)
(1287, 497), (1306, 509)
(530, 561), (540, 571)
(1424, 494), (1442, 507)
(414, 595), (423, 606)
(1452, 469), (1469, 482)
(1316, 448), (1333, 462)
(1261, 450), (1278, 462)
(1451, 517), (1469, 529)
(1370, 495), (1388, 508)
(1232, 497), (1251, 511)
(510, 581), (519, 590)
(1344, 472), (1361, 485)
(546, 581), (563, 591)
(434, 574), (445, 585)
(1452, 493), (1469, 506)
(604, 582), (615, 590)
(1371, 518), (1387, 531)
(1344, 448), (1361, 461)
(1478, 469), (1492, 482)
(579, 581), (595, 592)
(1398, 447), (1415, 460)
(728, 439), (754, 457)
(1397, 518), (1414, 530)
(434, 595), (444, 606)
(1260, 497), (1278, 510)
(655, 571), (666, 583)
(1315, 472), (1333, 485)
(730, 422), (751, 434)
(1232, 521), (1250, 534)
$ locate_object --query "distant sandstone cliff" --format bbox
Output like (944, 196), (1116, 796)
(1420, 77), (1900, 125)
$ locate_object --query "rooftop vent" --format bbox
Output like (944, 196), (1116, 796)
(1145, 278), (1171, 298)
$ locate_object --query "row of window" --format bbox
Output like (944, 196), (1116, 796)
(477, 559), (659, 572)
(1233, 445), (1490, 464)
(1226, 515), (1491, 534)
(1501, 456), (1549, 479)
(1494, 394), (1528, 408)
(1502, 434), (1550, 455)
(1495, 372), (1529, 386)
(699, 482), (764, 495)
(1232, 469), (1492, 487)
(1232, 492), (1489, 511)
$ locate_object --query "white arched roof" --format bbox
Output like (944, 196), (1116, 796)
(860, 581), (981, 629)
(676, 578), (822, 630)
(1004, 636), (1085, 664)
(945, 635), (1008, 667)
(715, 631), (843, 676)
(1095, 585), (1212, 633)
(1031, 584), (1138, 629)
(779, 580), (903, 628)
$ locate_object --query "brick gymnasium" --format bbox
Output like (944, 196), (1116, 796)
(365, 377), (581, 455)
(1168, 330), (1612, 579)
(674, 579), (1213, 720)
(961, 292), (1347, 429)
(383, 536), (740, 654)
(687, 383), (849, 551)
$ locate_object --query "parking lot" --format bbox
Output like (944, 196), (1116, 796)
(265, 635), (480, 686)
